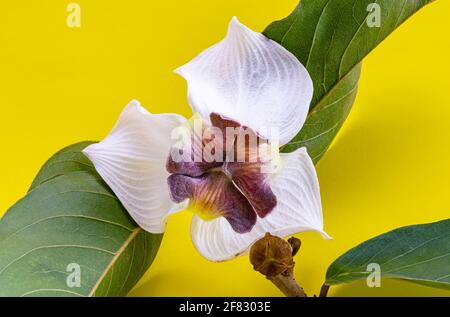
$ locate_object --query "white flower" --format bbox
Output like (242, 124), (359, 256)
(83, 17), (330, 262)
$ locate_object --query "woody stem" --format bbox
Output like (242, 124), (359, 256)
(267, 272), (307, 297)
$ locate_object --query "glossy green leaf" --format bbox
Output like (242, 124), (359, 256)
(264, 0), (433, 162)
(325, 219), (450, 290)
(0, 142), (163, 297)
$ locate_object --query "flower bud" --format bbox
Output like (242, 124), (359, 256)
(249, 233), (294, 277)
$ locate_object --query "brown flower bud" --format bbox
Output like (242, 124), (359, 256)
(249, 233), (294, 277)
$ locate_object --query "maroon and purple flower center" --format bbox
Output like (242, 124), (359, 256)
(166, 113), (278, 233)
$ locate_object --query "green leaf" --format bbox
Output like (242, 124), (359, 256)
(0, 142), (163, 297)
(264, 0), (433, 162)
(325, 219), (450, 290)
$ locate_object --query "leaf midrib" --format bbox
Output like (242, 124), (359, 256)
(88, 227), (141, 297)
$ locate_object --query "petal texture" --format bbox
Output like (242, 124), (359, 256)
(176, 17), (313, 145)
(83, 100), (187, 233)
(190, 147), (330, 261)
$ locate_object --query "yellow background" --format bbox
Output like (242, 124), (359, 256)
(1, 0), (449, 296)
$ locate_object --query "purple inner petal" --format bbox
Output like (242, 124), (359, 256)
(166, 115), (225, 177)
(166, 112), (279, 233)
(224, 121), (277, 218)
(226, 162), (277, 218)
(168, 172), (257, 233)
(166, 157), (222, 178)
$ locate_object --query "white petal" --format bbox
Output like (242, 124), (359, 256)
(83, 100), (187, 233)
(190, 147), (330, 261)
(176, 17), (313, 146)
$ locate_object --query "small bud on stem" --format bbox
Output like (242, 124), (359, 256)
(288, 237), (301, 256)
(250, 233), (307, 297)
